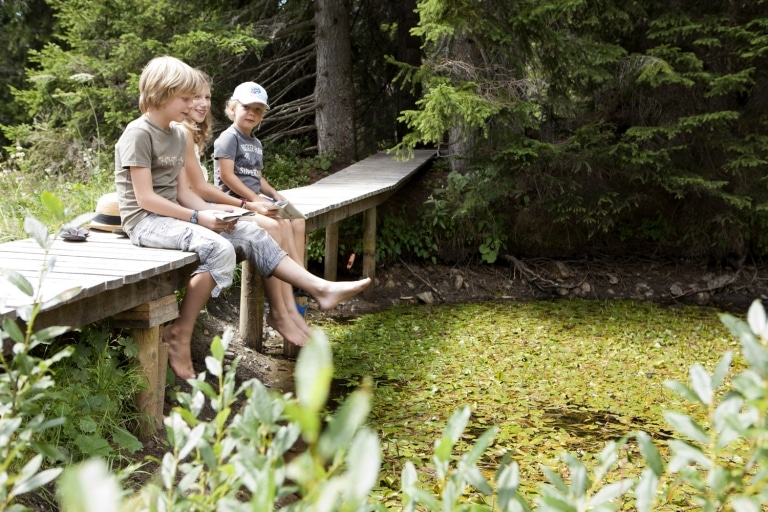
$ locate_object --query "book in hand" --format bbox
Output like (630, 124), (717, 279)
(262, 197), (306, 220)
(213, 208), (256, 222)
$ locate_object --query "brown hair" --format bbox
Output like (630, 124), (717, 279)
(138, 56), (203, 114)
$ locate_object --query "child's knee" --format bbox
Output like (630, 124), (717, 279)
(263, 223), (282, 243)
(291, 218), (306, 234)
(206, 238), (237, 268)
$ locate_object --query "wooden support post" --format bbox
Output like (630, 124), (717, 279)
(133, 326), (160, 440)
(112, 295), (179, 441)
(324, 222), (339, 281)
(156, 341), (168, 419)
(362, 207), (376, 301)
(239, 260), (265, 352)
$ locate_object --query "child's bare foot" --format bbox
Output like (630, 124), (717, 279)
(314, 278), (371, 311)
(163, 324), (196, 380)
(289, 306), (311, 334)
(266, 311), (308, 347)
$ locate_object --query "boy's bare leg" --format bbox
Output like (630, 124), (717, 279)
(277, 219), (311, 325)
(272, 256), (371, 311)
(242, 215), (307, 332)
(164, 271), (215, 379)
(289, 218), (306, 264)
(264, 275), (309, 346)
(281, 279), (310, 333)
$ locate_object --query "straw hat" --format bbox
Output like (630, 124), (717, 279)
(89, 192), (123, 232)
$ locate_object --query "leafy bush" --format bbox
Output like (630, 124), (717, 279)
(59, 329), (383, 511)
(38, 329), (144, 462)
(2, 0), (267, 182)
(396, 2), (768, 260)
(0, 194), (95, 509)
(264, 138), (331, 191)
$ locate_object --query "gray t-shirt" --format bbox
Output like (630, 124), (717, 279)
(213, 125), (263, 197)
(114, 115), (186, 233)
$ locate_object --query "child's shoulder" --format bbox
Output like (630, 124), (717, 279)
(216, 124), (238, 137)
(214, 124), (240, 143)
(123, 115), (171, 135)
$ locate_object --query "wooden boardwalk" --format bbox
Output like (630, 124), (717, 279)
(281, 149), (436, 231)
(0, 233), (197, 327)
(0, 148), (435, 429)
(0, 232), (196, 436)
(239, 149), (436, 354)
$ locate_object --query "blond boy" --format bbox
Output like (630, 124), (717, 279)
(115, 57), (370, 378)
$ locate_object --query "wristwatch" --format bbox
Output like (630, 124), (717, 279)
(190, 210), (199, 224)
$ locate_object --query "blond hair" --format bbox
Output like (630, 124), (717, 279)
(224, 99), (237, 121)
(138, 56), (203, 114)
(182, 69), (214, 154)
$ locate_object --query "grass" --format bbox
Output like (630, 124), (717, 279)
(0, 168), (114, 242)
(318, 299), (739, 506)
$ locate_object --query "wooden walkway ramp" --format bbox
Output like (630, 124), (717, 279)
(282, 149), (435, 278)
(240, 149), (436, 353)
(0, 148), (435, 430)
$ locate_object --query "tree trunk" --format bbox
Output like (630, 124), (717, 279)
(447, 32), (482, 173)
(314, 0), (356, 164)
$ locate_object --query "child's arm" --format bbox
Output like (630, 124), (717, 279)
(176, 172), (235, 232)
(131, 166), (193, 219)
(131, 166), (230, 232)
(258, 177), (287, 203)
(217, 158), (280, 218)
(217, 156), (264, 202)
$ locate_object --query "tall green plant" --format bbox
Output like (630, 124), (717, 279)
(0, 193), (94, 510)
(59, 329), (382, 511)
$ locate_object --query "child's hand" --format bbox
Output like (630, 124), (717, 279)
(252, 202), (279, 217)
(198, 210), (238, 233)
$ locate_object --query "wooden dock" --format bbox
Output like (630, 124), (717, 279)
(0, 232), (196, 437)
(0, 148), (436, 430)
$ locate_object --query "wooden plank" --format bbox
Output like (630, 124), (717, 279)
(324, 222), (339, 281)
(280, 149), (435, 223)
(113, 295), (179, 328)
(134, 325), (161, 439)
(0, 255), (178, 276)
(362, 207), (376, 302)
(2, 261), (198, 328)
(239, 261), (264, 351)
(0, 232), (200, 316)
(0, 242), (197, 264)
(156, 341), (168, 418)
